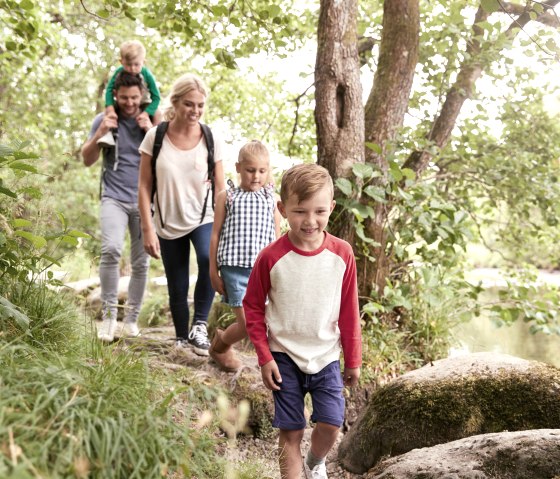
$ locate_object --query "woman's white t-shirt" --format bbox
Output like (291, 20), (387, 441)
(139, 126), (225, 240)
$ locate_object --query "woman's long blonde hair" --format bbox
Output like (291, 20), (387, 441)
(164, 73), (208, 121)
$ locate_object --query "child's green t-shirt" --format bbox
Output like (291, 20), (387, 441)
(104, 66), (160, 116)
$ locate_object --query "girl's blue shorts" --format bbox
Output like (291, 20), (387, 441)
(219, 265), (252, 307)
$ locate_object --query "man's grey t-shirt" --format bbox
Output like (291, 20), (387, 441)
(88, 113), (145, 204)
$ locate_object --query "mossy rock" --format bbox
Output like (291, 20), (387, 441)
(338, 352), (560, 474)
(230, 369), (275, 439)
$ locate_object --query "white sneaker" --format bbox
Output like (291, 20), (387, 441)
(97, 318), (117, 342)
(188, 323), (210, 356)
(97, 130), (115, 148)
(123, 322), (140, 338)
(310, 462), (327, 479)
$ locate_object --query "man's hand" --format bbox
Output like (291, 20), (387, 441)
(136, 111), (153, 132)
(261, 360), (282, 391)
(100, 111), (118, 135)
(343, 367), (360, 387)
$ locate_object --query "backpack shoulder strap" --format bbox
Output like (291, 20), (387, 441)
(200, 123), (214, 176)
(150, 121), (169, 205)
(199, 123), (216, 222)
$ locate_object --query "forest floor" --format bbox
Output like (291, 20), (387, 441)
(98, 320), (367, 479)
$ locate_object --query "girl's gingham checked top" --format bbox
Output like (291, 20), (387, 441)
(217, 182), (276, 268)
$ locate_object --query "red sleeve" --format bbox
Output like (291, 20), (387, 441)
(337, 241), (362, 368)
(243, 248), (274, 367)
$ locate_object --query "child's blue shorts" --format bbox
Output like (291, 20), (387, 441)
(271, 352), (345, 430)
(219, 265), (252, 307)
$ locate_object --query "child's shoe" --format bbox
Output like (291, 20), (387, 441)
(97, 130), (115, 148)
(209, 329), (241, 372)
(97, 318), (117, 342)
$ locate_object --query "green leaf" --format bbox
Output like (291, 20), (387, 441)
(0, 185), (17, 198)
(388, 162), (403, 182)
(268, 5), (282, 18)
(12, 218), (32, 228)
(0, 295), (30, 329)
(365, 142), (382, 154)
(14, 230), (47, 249)
(9, 161), (38, 173)
(480, 0), (501, 14)
(335, 178), (353, 196)
(97, 8), (110, 19)
(363, 185), (386, 202)
(19, 0), (34, 10)
(352, 163), (374, 179)
(351, 204), (375, 220)
(67, 229), (91, 239)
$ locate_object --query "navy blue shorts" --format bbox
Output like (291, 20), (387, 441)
(220, 265), (251, 307)
(271, 352), (345, 430)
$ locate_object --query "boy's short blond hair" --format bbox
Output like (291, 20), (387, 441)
(120, 40), (146, 62)
(238, 140), (270, 164)
(280, 163), (334, 204)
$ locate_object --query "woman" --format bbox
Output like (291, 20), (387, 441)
(138, 73), (226, 355)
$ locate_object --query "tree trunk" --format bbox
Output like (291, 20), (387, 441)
(361, 0), (420, 297)
(315, 0), (364, 242)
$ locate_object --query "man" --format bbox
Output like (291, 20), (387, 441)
(82, 71), (154, 342)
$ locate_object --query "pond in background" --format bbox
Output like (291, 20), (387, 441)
(451, 270), (560, 368)
(452, 307), (560, 368)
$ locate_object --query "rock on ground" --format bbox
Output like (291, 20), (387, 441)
(338, 352), (560, 474)
(366, 429), (560, 479)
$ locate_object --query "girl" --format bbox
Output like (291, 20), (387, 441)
(209, 140), (281, 371)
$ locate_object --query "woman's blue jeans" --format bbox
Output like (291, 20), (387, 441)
(158, 223), (215, 340)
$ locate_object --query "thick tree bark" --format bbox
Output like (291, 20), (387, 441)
(315, 0), (364, 179)
(315, 0), (364, 242)
(361, 0), (420, 297)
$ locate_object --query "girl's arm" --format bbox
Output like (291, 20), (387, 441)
(138, 151), (160, 259)
(209, 189), (227, 295)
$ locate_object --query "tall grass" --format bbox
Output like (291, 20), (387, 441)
(0, 279), (224, 478)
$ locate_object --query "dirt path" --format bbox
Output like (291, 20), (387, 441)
(103, 321), (366, 478)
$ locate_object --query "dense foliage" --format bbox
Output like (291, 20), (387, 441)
(1, 0), (560, 375)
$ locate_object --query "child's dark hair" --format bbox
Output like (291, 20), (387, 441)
(280, 163), (333, 204)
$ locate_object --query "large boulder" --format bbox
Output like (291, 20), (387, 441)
(338, 352), (560, 474)
(367, 429), (560, 479)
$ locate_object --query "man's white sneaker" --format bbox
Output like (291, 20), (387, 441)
(310, 462), (328, 479)
(97, 318), (117, 342)
(123, 322), (140, 338)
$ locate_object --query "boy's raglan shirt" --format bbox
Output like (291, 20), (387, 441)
(244, 232), (362, 374)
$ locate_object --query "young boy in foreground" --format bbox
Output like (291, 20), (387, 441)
(244, 163), (362, 479)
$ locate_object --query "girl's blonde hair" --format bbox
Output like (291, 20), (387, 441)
(238, 140), (269, 164)
(238, 140), (273, 184)
(164, 73), (208, 121)
(120, 40), (146, 62)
